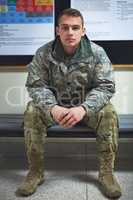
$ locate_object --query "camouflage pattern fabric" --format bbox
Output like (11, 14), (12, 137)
(26, 35), (115, 119)
(23, 35), (120, 197)
(24, 101), (118, 167)
(25, 34), (118, 165)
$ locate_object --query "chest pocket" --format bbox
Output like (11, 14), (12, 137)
(69, 62), (93, 88)
(49, 62), (67, 90)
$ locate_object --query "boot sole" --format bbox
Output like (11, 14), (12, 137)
(16, 178), (44, 197)
(104, 190), (122, 199)
(99, 180), (122, 199)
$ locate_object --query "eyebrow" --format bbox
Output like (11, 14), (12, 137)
(60, 24), (81, 26)
(59, 24), (82, 29)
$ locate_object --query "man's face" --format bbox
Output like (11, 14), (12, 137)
(56, 15), (85, 52)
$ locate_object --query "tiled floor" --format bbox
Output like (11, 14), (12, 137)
(0, 155), (133, 200)
(0, 140), (133, 200)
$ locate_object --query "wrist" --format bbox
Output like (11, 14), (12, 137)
(79, 105), (86, 116)
(50, 104), (58, 114)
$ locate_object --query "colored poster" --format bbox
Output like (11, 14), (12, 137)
(0, 0), (54, 55)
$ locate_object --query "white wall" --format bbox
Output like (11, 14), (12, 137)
(0, 72), (28, 114)
(112, 70), (133, 114)
(0, 70), (133, 114)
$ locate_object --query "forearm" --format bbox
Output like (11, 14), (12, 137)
(82, 82), (115, 117)
(27, 87), (57, 111)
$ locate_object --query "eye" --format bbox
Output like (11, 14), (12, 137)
(72, 26), (80, 31)
(60, 25), (69, 31)
(59, 25), (81, 31)
(62, 26), (69, 31)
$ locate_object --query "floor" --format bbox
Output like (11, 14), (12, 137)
(0, 140), (133, 200)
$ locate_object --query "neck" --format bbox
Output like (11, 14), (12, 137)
(63, 45), (78, 55)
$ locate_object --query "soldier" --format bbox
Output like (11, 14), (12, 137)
(16, 8), (122, 198)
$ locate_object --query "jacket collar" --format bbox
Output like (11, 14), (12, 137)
(52, 35), (93, 63)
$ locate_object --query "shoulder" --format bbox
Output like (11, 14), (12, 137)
(90, 41), (106, 56)
(35, 40), (54, 57)
(28, 40), (54, 68)
(90, 41), (110, 63)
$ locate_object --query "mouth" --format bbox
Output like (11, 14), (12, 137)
(66, 38), (75, 42)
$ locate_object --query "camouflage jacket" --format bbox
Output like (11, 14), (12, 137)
(26, 35), (115, 117)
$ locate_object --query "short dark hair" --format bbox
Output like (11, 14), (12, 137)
(57, 8), (84, 27)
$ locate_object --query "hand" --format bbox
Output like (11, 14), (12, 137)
(59, 106), (86, 128)
(50, 105), (69, 123)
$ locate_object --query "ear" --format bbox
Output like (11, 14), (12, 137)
(56, 26), (60, 36)
(82, 27), (86, 36)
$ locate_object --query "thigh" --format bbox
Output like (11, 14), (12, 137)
(83, 103), (119, 131)
(24, 101), (55, 129)
(24, 101), (56, 147)
(83, 103), (119, 152)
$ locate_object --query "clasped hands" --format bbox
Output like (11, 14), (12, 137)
(51, 105), (86, 128)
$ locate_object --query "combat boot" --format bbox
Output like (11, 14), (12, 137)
(16, 148), (44, 196)
(98, 152), (122, 198)
(16, 170), (44, 196)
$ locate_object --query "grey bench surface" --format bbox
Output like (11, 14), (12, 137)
(0, 114), (133, 138)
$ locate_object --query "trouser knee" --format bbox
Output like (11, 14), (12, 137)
(96, 104), (119, 153)
(24, 101), (45, 130)
(24, 101), (47, 155)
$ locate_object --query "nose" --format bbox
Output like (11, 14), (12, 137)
(68, 27), (73, 35)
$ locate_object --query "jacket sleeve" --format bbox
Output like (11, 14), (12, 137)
(26, 48), (57, 113)
(82, 47), (115, 117)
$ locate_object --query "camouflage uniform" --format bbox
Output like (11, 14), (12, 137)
(16, 36), (121, 197)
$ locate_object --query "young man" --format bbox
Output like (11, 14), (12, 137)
(16, 8), (122, 198)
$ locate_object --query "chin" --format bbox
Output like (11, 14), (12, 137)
(67, 42), (77, 47)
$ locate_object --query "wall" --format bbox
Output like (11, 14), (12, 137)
(0, 70), (133, 114)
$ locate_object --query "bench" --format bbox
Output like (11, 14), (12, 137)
(0, 114), (133, 142)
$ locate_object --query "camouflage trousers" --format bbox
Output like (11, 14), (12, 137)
(24, 101), (119, 167)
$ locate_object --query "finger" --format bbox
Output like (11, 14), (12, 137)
(58, 111), (69, 122)
(63, 119), (76, 128)
(60, 113), (72, 125)
(62, 119), (77, 128)
(68, 120), (78, 128)
(63, 117), (76, 127)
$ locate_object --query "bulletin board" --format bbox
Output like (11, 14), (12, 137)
(0, 0), (133, 70)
